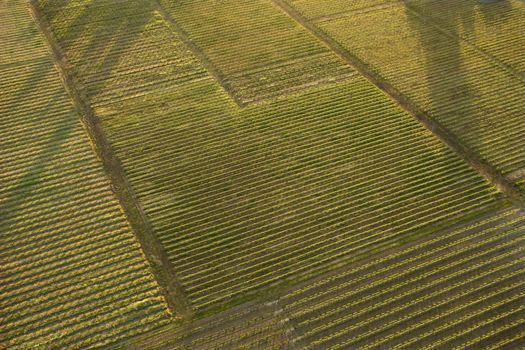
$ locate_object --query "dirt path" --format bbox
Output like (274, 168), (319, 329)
(29, 0), (193, 319)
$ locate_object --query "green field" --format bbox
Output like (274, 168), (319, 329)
(407, 0), (525, 76)
(159, 0), (354, 104)
(2, 0), (524, 348)
(280, 207), (525, 349)
(127, 207), (525, 350)
(37, 0), (504, 314)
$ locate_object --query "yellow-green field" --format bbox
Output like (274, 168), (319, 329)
(2, 0), (524, 348)
(159, 0), (355, 104)
(293, 0), (525, 190)
(37, 0), (504, 314)
(0, 1), (171, 348)
(127, 207), (525, 350)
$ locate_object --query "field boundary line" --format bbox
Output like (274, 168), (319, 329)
(271, 0), (525, 205)
(152, 0), (246, 107)
(28, 0), (194, 319)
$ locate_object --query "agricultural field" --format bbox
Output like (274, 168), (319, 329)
(102, 78), (504, 313)
(0, 0), (171, 349)
(285, 0), (525, 190)
(279, 206), (525, 350)
(407, 0), (525, 76)
(126, 299), (293, 350)
(37, 0), (506, 314)
(122, 206), (525, 350)
(2, 0), (524, 348)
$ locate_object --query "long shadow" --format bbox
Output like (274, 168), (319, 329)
(404, 0), (511, 159)
(0, 67), (77, 232)
(0, 5), (77, 229)
(1, 0), (154, 231)
(24, 0), (193, 317)
(38, 0), (155, 102)
(1, 1), (161, 342)
(405, 2), (475, 127)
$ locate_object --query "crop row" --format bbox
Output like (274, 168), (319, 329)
(0, 4), (49, 65)
(159, 0), (354, 103)
(131, 300), (292, 350)
(40, 0), (502, 317)
(224, 52), (356, 104)
(288, 0), (397, 20)
(133, 207), (525, 349)
(300, 1), (525, 183)
(96, 74), (500, 312)
(278, 207), (525, 349)
(38, 0), (207, 107)
(0, 1), (171, 349)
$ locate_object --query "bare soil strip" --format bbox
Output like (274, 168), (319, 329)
(29, 0), (193, 319)
(271, 0), (525, 205)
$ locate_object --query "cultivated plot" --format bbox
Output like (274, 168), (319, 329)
(5, 0), (525, 348)
(0, 1), (171, 348)
(279, 206), (525, 350)
(122, 206), (525, 350)
(36, 0), (505, 315)
(407, 0), (525, 76)
(103, 77), (502, 313)
(286, 0), (525, 191)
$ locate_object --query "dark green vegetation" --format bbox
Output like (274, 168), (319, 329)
(1, 0), (524, 348)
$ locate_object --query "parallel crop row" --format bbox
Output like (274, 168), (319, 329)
(159, 0), (354, 104)
(95, 72), (500, 313)
(131, 300), (292, 350)
(280, 207), (525, 349)
(301, 0), (525, 185)
(0, 3), (48, 65)
(223, 52), (355, 104)
(40, 0), (502, 317)
(0, 1), (171, 349)
(287, 0), (397, 20)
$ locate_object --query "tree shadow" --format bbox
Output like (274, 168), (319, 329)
(38, 0), (156, 103)
(1, 0), (154, 229)
(403, 0), (512, 157)
(405, 1), (475, 120)
(478, 0), (513, 25)
(0, 64), (77, 230)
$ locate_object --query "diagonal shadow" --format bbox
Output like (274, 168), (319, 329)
(1, 0), (155, 230)
(38, 0), (156, 103)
